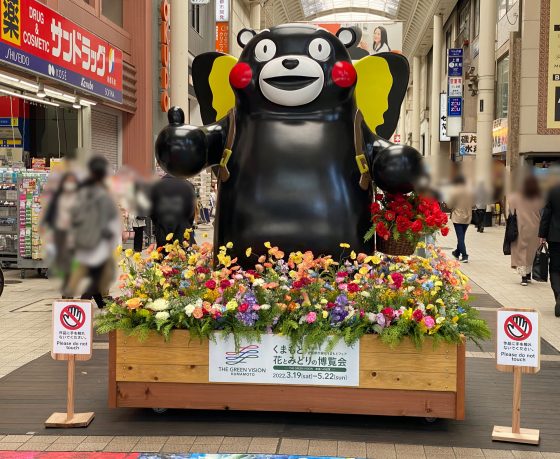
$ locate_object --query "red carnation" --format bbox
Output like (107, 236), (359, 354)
(375, 193), (384, 201)
(390, 272), (404, 289)
(385, 210), (396, 221)
(425, 215), (436, 227)
(370, 202), (381, 214)
(337, 271), (349, 278)
(411, 219), (423, 233)
(441, 226), (449, 236)
(205, 279), (217, 290)
(239, 303), (249, 312)
(396, 216), (411, 233)
(347, 282), (360, 293)
(412, 309), (424, 322)
(381, 307), (394, 318)
(292, 280), (303, 289)
(220, 279), (231, 290)
(376, 222), (390, 240)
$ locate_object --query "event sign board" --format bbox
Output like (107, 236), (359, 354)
(209, 333), (360, 387)
(497, 309), (540, 371)
(52, 300), (93, 359)
(316, 22), (403, 55)
(0, 0), (123, 103)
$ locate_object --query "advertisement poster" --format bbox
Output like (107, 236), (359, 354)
(0, 0), (123, 103)
(540, 0), (560, 131)
(317, 22), (403, 58)
(492, 118), (508, 154)
(209, 333), (359, 387)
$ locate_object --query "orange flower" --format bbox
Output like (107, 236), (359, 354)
(193, 307), (204, 319)
(126, 298), (142, 310)
(264, 282), (279, 289)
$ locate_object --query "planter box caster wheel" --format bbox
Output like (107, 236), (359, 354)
(425, 417), (438, 423)
(152, 408), (168, 414)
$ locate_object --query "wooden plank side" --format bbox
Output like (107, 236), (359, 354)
(117, 346), (209, 366)
(116, 363), (209, 383)
(108, 331), (117, 408)
(116, 330), (208, 349)
(359, 370), (456, 391)
(115, 382), (458, 419)
(455, 338), (466, 420)
(359, 335), (456, 355)
(360, 351), (456, 373)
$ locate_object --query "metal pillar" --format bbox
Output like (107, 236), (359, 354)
(430, 15), (443, 182)
(412, 55), (421, 151)
(170, 0), (190, 120)
(475, 0), (497, 189)
(250, 2), (261, 30)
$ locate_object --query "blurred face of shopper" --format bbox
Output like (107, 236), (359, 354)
(374, 28), (381, 45)
(63, 176), (77, 192)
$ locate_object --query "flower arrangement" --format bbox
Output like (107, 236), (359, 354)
(96, 235), (490, 352)
(365, 192), (449, 244)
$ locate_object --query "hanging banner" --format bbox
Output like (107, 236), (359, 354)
(216, 22), (229, 54)
(439, 93), (450, 141)
(459, 132), (477, 156)
(492, 118), (508, 154)
(215, 0), (229, 22)
(209, 333), (360, 387)
(0, 0), (123, 103)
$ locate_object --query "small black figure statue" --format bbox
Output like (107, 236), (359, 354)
(156, 23), (426, 264)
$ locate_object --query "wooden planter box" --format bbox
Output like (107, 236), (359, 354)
(109, 330), (465, 419)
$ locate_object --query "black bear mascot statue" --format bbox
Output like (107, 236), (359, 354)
(156, 23), (426, 264)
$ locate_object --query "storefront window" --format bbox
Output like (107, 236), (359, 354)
(191, 4), (201, 35)
(496, 0), (514, 20)
(459, 4), (470, 41)
(495, 55), (509, 118)
(102, 0), (123, 27)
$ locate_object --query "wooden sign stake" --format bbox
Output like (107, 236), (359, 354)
(492, 366), (539, 444)
(45, 355), (94, 428)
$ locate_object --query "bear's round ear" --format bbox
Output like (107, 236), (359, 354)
(238, 29), (257, 48)
(336, 27), (358, 48)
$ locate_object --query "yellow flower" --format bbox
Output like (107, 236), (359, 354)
(150, 251), (160, 260)
(359, 266), (369, 275)
(452, 316), (459, 323)
(124, 248), (133, 258)
(369, 255), (381, 265)
(133, 252), (141, 262)
(226, 300), (238, 311)
(126, 298), (142, 309)
(264, 241), (272, 249)
(115, 245), (123, 256)
(322, 310), (328, 319)
(184, 269), (194, 279)
(226, 241), (233, 249)
(350, 250), (357, 260)
(339, 242), (350, 249)
(245, 247), (252, 257)
(402, 308), (413, 320)
(165, 233), (174, 241)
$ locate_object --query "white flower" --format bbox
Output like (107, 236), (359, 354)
(184, 304), (196, 316)
(146, 298), (170, 311)
(155, 311), (170, 321)
(260, 303), (271, 310)
(360, 291), (371, 298)
(366, 312), (376, 323)
(252, 278), (265, 287)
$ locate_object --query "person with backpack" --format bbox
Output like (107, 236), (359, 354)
(67, 156), (120, 308)
(539, 181), (560, 316)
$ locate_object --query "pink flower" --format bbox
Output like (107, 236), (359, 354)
(390, 272), (404, 289)
(205, 279), (217, 290)
(424, 316), (435, 329)
(412, 309), (424, 322)
(306, 311), (317, 323)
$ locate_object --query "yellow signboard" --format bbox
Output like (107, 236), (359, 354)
(0, 0), (21, 46)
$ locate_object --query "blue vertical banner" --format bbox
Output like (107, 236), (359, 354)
(447, 49), (463, 122)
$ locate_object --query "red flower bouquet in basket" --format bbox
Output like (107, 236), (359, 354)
(365, 192), (449, 256)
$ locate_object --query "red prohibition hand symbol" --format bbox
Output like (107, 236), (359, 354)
(60, 305), (86, 330)
(504, 314), (532, 341)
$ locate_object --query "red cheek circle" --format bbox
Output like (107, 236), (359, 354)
(332, 61), (357, 88)
(229, 63), (253, 89)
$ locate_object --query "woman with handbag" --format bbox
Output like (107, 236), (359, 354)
(539, 181), (560, 316)
(508, 176), (543, 286)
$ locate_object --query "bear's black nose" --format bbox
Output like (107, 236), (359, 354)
(282, 59), (299, 70)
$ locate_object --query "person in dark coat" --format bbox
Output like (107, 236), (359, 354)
(150, 174), (197, 247)
(539, 184), (560, 316)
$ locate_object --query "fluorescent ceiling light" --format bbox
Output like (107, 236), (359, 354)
(18, 80), (39, 91)
(0, 72), (19, 83)
(79, 98), (97, 106)
(72, 100), (82, 109)
(44, 88), (63, 97)
(61, 94), (76, 102)
(0, 88), (60, 107)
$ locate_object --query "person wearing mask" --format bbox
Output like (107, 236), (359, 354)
(68, 156), (120, 308)
(508, 176), (543, 286)
(42, 172), (79, 295)
(447, 175), (473, 263)
(150, 174), (197, 247)
(372, 26), (391, 54)
(539, 181), (560, 316)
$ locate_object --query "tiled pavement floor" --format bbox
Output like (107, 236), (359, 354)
(1, 435), (560, 458)
(1, 223), (560, 456)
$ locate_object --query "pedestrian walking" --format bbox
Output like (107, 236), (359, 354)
(474, 182), (488, 233)
(150, 174), (197, 248)
(539, 182), (560, 316)
(42, 172), (79, 295)
(447, 176), (473, 263)
(508, 176), (543, 286)
(67, 156), (120, 308)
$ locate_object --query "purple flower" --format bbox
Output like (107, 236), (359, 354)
(376, 313), (386, 327)
(335, 294), (348, 307)
(330, 305), (348, 325)
(236, 310), (259, 326)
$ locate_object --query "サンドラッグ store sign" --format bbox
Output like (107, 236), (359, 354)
(0, 0), (123, 103)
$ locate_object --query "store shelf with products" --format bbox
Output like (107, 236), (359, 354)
(0, 168), (22, 266)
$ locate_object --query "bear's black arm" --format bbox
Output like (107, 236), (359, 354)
(155, 107), (229, 178)
(361, 120), (427, 194)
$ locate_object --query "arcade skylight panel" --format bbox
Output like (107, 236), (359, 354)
(300, 0), (400, 18)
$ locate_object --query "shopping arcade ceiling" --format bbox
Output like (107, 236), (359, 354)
(259, 0), (458, 58)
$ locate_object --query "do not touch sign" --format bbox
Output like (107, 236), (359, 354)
(497, 309), (540, 371)
(52, 300), (93, 358)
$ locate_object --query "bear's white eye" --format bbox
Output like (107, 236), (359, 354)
(254, 39), (276, 62)
(308, 38), (331, 61)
